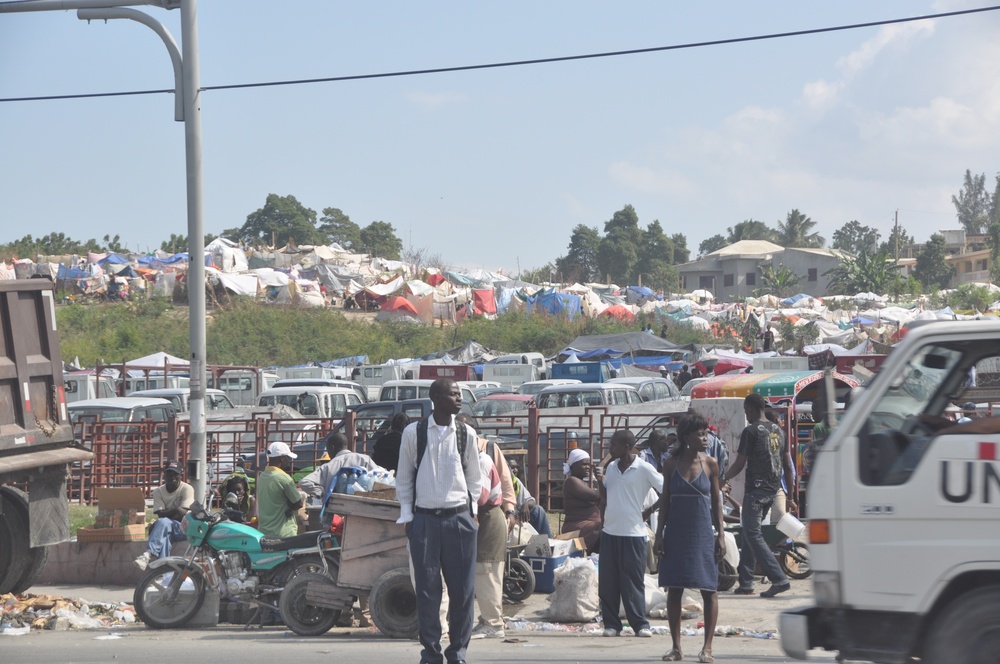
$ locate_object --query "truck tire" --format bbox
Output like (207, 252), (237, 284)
(923, 586), (1000, 664)
(2, 487), (49, 594)
(279, 572), (341, 636)
(133, 563), (206, 629)
(0, 487), (31, 594)
(368, 567), (418, 639)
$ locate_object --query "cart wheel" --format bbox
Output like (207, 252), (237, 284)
(780, 542), (811, 579)
(503, 557), (535, 601)
(369, 567), (418, 639)
(717, 558), (737, 592)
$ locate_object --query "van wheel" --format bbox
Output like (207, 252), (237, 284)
(922, 586), (1000, 664)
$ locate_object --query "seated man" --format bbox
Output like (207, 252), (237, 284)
(298, 432), (386, 501)
(507, 456), (551, 537)
(134, 460), (195, 571)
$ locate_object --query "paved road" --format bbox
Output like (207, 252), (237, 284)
(6, 580), (837, 663)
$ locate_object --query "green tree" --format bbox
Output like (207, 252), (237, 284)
(698, 234), (728, 256)
(103, 234), (125, 254)
(913, 234), (955, 291)
(160, 233), (219, 254)
(555, 225), (601, 283)
(359, 221), (402, 259)
(952, 169), (992, 235)
(879, 223), (915, 259)
(756, 263), (801, 299)
(775, 209), (824, 248)
(596, 205), (642, 284)
(635, 220), (676, 291)
(670, 233), (690, 264)
(237, 194), (320, 247)
(832, 221), (880, 256)
(946, 283), (994, 312)
(989, 222), (1000, 285)
(520, 263), (557, 285)
(823, 247), (899, 295)
(318, 207), (361, 249)
(727, 219), (774, 243)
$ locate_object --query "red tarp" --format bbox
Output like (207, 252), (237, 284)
(599, 305), (636, 322)
(382, 296), (419, 315)
(473, 289), (497, 315)
(425, 273), (445, 287)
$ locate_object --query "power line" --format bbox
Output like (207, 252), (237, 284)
(3, 4), (999, 104)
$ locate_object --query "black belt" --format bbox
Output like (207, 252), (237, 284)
(415, 505), (466, 517)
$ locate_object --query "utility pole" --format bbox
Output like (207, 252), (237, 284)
(894, 209), (900, 261)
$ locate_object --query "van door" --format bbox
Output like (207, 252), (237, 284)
(833, 337), (1000, 611)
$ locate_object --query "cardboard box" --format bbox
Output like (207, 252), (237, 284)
(82, 488), (148, 542)
(525, 531), (585, 558)
(76, 524), (147, 542)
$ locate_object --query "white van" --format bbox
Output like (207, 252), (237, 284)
(494, 352), (547, 379)
(256, 385), (363, 420)
(351, 364), (407, 400)
(124, 374), (190, 394)
(211, 368), (278, 406)
(379, 379), (476, 404)
(63, 372), (117, 403)
(483, 363), (539, 388)
(129, 387), (235, 413)
(516, 379), (581, 396)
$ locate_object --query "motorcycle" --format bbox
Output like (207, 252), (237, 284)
(133, 499), (340, 630)
(716, 523), (811, 591)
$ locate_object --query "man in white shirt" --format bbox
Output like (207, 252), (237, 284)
(134, 460), (195, 571)
(298, 432), (385, 500)
(396, 379), (481, 664)
(599, 429), (664, 638)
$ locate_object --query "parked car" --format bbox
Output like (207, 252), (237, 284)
(535, 383), (641, 408)
(679, 376), (713, 401)
(379, 379), (477, 404)
(272, 378), (368, 404)
(471, 394), (535, 418)
(256, 385), (363, 419)
(128, 387), (235, 413)
(516, 379), (581, 396)
(607, 376), (681, 403)
(332, 399), (435, 456)
(68, 397), (177, 425)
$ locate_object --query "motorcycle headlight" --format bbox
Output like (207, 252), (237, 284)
(813, 571), (841, 607)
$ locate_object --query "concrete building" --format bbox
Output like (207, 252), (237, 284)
(677, 240), (846, 301)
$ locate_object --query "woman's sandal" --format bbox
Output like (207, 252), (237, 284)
(662, 649), (683, 661)
(697, 650), (715, 663)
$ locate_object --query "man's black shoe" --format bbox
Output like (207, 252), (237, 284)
(760, 583), (791, 598)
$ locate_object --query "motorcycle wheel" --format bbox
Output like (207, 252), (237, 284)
(780, 542), (812, 579)
(279, 572), (341, 637)
(503, 557), (535, 601)
(717, 558), (738, 592)
(133, 563), (206, 629)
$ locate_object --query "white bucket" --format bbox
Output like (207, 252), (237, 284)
(776, 512), (805, 540)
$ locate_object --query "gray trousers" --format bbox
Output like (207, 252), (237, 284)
(738, 487), (789, 588)
(598, 532), (650, 633)
(408, 511), (478, 664)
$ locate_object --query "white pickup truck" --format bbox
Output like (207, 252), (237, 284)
(780, 320), (1000, 664)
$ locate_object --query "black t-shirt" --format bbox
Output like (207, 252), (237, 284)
(737, 419), (784, 492)
(371, 430), (403, 472)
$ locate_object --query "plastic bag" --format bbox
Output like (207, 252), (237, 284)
(507, 521), (538, 547)
(543, 557), (599, 623)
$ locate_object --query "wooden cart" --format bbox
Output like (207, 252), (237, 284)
(296, 493), (417, 638)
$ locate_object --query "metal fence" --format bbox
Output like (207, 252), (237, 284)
(68, 406), (687, 510)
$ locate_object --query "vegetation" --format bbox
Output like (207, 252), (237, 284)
(824, 247), (900, 295)
(55, 300), (720, 369)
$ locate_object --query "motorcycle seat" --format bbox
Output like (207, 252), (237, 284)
(260, 530), (323, 552)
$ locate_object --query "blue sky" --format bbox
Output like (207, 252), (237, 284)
(3, 1), (999, 276)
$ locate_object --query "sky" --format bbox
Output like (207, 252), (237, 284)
(3, 1), (1000, 277)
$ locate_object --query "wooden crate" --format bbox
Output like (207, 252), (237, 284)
(327, 494), (408, 591)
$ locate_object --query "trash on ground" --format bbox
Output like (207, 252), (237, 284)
(0, 593), (137, 634)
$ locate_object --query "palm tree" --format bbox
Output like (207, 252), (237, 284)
(756, 263), (801, 299)
(776, 209), (824, 248)
(824, 247), (900, 295)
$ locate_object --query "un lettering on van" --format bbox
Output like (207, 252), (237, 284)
(940, 458), (1000, 504)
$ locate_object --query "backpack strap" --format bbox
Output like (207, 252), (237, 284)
(416, 416), (467, 473)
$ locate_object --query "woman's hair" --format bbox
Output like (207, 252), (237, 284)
(674, 412), (708, 456)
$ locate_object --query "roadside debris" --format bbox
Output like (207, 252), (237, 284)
(1, 593), (136, 634)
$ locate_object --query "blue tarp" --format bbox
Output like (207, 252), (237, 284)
(56, 264), (90, 280)
(780, 293), (814, 306)
(98, 253), (129, 265)
(525, 292), (581, 318)
(850, 316), (877, 325)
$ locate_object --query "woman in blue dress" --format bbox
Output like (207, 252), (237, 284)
(654, 412), (725, 663)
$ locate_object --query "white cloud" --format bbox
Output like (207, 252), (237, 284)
(837, 21), (935, 78)
(608, 161), (697, 197)
(406, 91), (467, 109)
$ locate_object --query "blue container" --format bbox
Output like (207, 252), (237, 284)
(524, 551), (584, 593)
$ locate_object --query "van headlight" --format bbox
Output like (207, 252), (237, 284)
(813, 571), (841, 607)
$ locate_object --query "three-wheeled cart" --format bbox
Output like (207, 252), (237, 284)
(280, 493), (417, 637)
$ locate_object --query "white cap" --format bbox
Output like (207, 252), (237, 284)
(267, 441), (297, 459)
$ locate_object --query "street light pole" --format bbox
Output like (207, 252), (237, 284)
(4, 0), (209, 502)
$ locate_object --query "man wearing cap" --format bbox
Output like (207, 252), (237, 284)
(134, 461), (195, 571)
(257, 442), (304, 538)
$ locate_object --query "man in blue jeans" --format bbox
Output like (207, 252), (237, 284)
(134, 460), (195, 570)
(723, 393), (797, 597)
